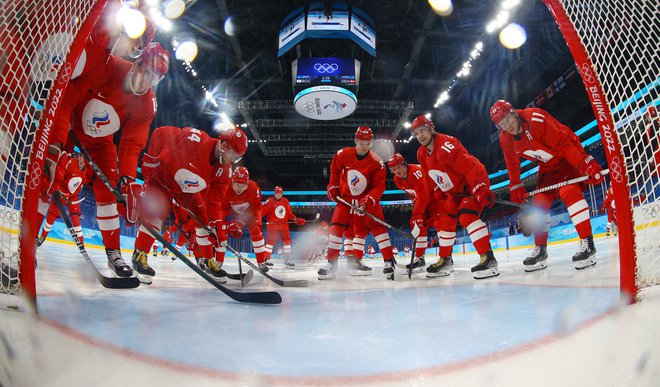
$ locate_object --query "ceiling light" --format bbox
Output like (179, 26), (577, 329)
(499, 23), (527, 49)
(428, 0), (453, 16)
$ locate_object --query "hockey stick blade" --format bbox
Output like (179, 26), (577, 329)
(226, 269), (253, 285)
(53, 193), (140, 289)
(226, 245), (309, 287)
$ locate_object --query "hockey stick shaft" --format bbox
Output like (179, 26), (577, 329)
(336, 197), (414, 240)
(53, 192), (140, 289)
(264, 213), (321, 225)
(179, 206), (308, 287)
(70, 132), (280, 304)
(525, 169), (609, 197)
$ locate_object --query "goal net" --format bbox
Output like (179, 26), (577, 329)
(0, 0), (106, 305)
(544, 0), (660, 300)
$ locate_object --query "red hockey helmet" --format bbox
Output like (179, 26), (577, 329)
(136, 42), (170, 81)
(355, 126), (374, 141)
(387, 153), (406, 169)
(646, 106), (658, 124)
(139, 16), (157, 48)
(490, 100), (514, 125)
(232, 166), (249, 184)
(411, 115), (434, 132)
(274, 186), (283, 195)
(219, 127), (248, 156)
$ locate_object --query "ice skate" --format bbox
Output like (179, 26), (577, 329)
(523, 245), (548, 272)
(572, 235), (596, 270)
(471, 250), (499, 279)
(406, 256), (426, 273)
(131, 249), (155, 285)
(383, 259), (395, 280)
(426, 257), (453, 278)
(106, 248), (133, 278)
(205, 259), (227, 283)
(196, 258), (209, 271)
(258, 262), (270, 272)
(284, 259), (295, 269)
(318, 260), (338, 280)
(348, 257), (372, 276)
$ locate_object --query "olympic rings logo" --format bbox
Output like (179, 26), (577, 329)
(580, 63), (596, 84)
(610, 156), (624, 183)
(28, 162), (42, 191)
(304, 101), (316, 112)
(314, 63), (339, 73)
(58, 62), (72, 84)
(3, 210), (19, 225)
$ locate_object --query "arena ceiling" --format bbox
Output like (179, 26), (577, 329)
(151, 0), (597, 191)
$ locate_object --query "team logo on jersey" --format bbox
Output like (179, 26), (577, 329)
(523, 149), (553, 163)
(428, 169), (454, 192)
(346, 169), (367, 196)
(67, 176), (83, 194)
(82, 99), (120, 137)
(275, 205), (286, 219)
(231, 202), (250, 214)
(174, 169), (207, 193)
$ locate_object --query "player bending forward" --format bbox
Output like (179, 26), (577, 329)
(261, 186), (306, 268)
(491, 100), (603, 271)
(387, 153), (436, 273)
(411, 115), (499, 279)
(600, 187), (617, 237)
(215, 166), (269, 272)
(320, 126), (396, 280)
(130, 125), (246, 283)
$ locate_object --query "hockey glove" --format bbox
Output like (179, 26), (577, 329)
(327, 185), (340, 202)
(410, 216), (425, 238)
(472, 182), (494, 208)
(358, 195), (376, 211)
(295, 217), (306, 226)
(140, 153), (160, 181)
(579, 155), (604, 185)
(44, 146), (70, 196)
(508, 182), (527, 204)
(223, 219), (244, 239)
(119, 176), (144, 224)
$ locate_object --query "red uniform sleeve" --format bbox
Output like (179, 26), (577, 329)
(250, 182), (263, 220)
(410, 167), (430, 219)
(50, 76), (92, 145)
(261, 198), (274, 220)
(499, 131), (522, 186)
(118, 91), (157, 179)
(327, 149), (343, 190)
(205, 178), (229, 222)
(366, 155), (386, 200)
(528, 108), (585, 168)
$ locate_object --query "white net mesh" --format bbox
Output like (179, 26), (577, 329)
(554, 1), (660, 294)
(1, 0), (98, 297)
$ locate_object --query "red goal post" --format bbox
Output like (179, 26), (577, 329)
(543, 0), (660, 302)
(1, 0), (108, 307)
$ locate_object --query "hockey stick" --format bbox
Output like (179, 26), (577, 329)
(167, 215), (253, 286)
(525, 169), (610, 197)
(335, 197), (414, 279)
(179, 206), (309, 287)
(224, 244), (310, 287)
(69, 132), (281, 304)
(264, 213), (321, 225)
(52, 191), (140, 289)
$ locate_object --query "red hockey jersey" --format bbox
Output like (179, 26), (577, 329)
(223, 180), (262, 225)
(51, 55), (157, 180)
(262, 196), (295, 225)
(417, 133), (489, 195)
(145, 126), (231, 223)
(500, 108), (587, 186)
(392, 164), (431, 219)
(328, 147), (385, 200)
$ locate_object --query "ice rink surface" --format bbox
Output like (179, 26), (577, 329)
(2, 236), (660, 386)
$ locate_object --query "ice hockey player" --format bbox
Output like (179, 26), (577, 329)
(600, 187), (617, 237)
(392, 245), (399, 257)
(262, 186), (306, 268)
(36, 152), (87, 247)
(320, 126), (396, 280)
(490, 100), (603, 271)
(46, 42), (169, 278)
(131, 125), (247, 283)
(367, 245), (376, 259)
(411, 115), (499, 279)
(152, 242), (159, 258)
(216, 167), (269, 271)
(387, 152), (435, 272)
